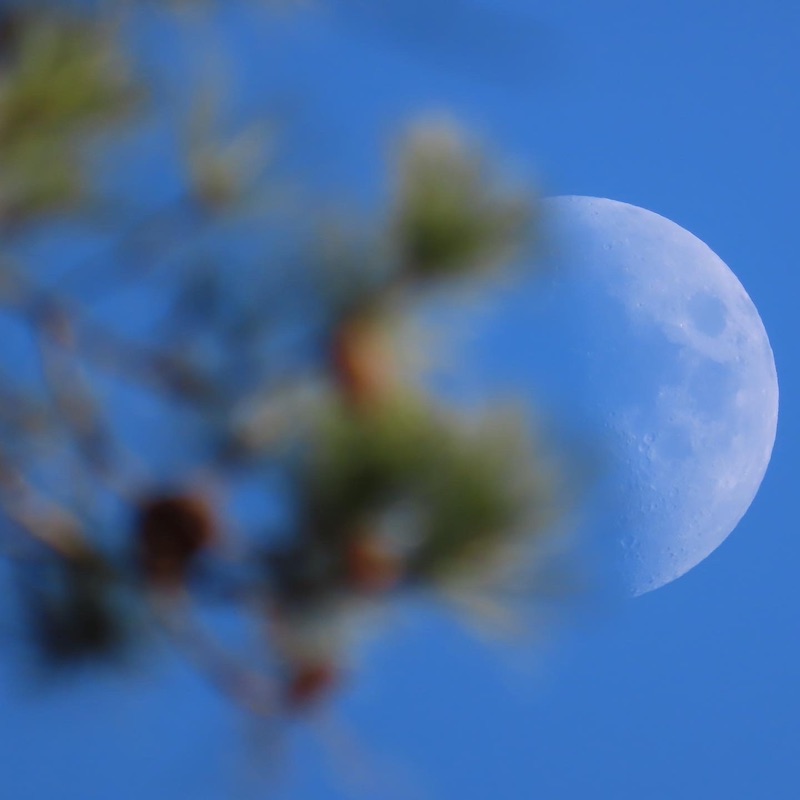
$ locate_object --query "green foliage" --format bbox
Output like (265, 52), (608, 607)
(183, 92), (277, 212)
(0, 1), (568, 724)
(408, 416), (541, 582)
(306, 395), (555, 586)
(392, 121), (534, 281)
(0, 13), (137, 222)
(308, 395), (436, 533)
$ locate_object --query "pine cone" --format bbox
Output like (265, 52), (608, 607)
(135, 494), (215, 588)
(284, 661), (338, 710)
(330, 312), (393, 408)
(344, 532), (403, 594)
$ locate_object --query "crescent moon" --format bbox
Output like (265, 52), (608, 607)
(428, 196), (779, 596)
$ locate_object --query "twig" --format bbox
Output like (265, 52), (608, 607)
(0, 449), (94, 561)
(55, 194), (203, 303)
(0, 274), (220, 408)
(151, 593), (279, 718)
(30, 302), (112, 469)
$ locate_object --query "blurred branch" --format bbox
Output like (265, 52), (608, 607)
(55, 195), (204, 302)
(30, 301), (115, 473)
(0, 447), (93, 561)
(0, 271), (220, 412)
(152, 595), (279, 717)
(0, 0), (570, 754)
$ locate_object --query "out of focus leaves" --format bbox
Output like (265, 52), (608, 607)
(392, 120), (534, 281)
(305, 394), (557, 588)
(0, 0), (566, 734)
(183, 89), (277, 212)
(409, 413), (554, 583)
(0, 12), (138, 223)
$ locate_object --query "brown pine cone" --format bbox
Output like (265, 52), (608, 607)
(135, 493), (215, 588)
(284, 661), (339, 711)
(344, 534), (403, 595)
(330, 313), (393, 409)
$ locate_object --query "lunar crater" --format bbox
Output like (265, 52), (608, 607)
(687, 291), (728, 336)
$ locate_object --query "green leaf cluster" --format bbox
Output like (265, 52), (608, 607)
(392, 122), (533, 281)
(0, 14), (136, 222)
(306, 395), (554, 585)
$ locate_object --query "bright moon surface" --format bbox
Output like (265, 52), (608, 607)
(432, 196), (779, 596)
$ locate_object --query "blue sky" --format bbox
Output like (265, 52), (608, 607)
(1, 1), (797, 798)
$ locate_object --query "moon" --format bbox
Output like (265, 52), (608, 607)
(429, 196), (779, 596)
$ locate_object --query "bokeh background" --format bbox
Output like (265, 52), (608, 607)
(0, 1), (796, 798)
